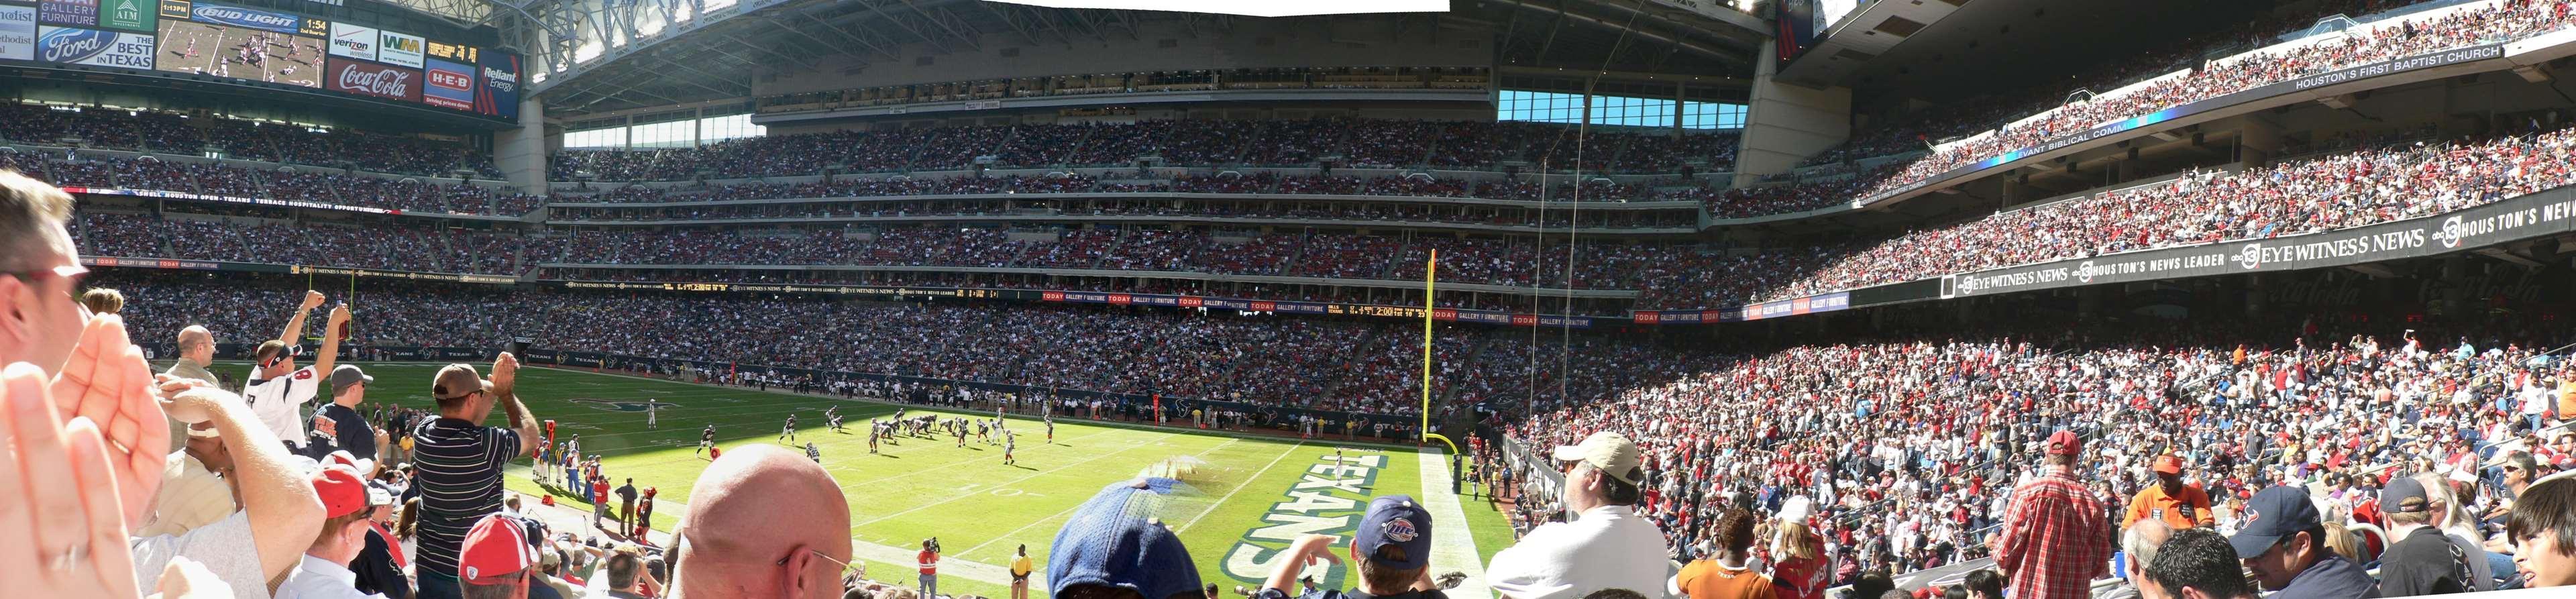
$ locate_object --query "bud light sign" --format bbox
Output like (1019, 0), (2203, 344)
(37, 25), (151, 69)
(325, 57), (419, 101)
(421, 56), (472, 110)
(189, 2), (296, 34)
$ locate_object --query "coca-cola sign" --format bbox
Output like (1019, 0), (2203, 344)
(325, 57), (419, 102)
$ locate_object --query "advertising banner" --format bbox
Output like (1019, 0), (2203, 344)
(154, 0), (184, 20)
(0, 5), (36, 60)
(373, 28), (418, 66)
(1941, 184), (2576, 298)
(1861, 43), (2509, 207)
(37, 25), (149, 68)
(324, 21), (372, 60)
(154, 18), (320, 87)
(186, 1), (296, 34)
(423, 37), (471, 62)
(38, 0), (95, 27)
(476, 49), (518, 119)
(324, 56), (417, 101)
(97, 0), (147, 32)
(420, 56), (470, 109)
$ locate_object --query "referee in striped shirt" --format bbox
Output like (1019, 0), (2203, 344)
(410, 353), (541, 599)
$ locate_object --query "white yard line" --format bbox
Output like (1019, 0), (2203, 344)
(850, 429), (1188, 529)
(956, 437), (1247, 560)
(1417, 449), (1493, 599)
(1175, 440), (1303, 533)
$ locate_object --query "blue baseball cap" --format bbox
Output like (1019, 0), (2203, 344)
(2230, 486), (2322, 558)
(2379, 476), (2432, 514)
(1353, 495), (1433, 570)
(1049, 478), (1202, 599)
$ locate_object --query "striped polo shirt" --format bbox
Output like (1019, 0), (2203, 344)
(409, 417), (521, 578)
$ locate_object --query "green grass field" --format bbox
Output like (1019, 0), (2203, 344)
(231, 361), (1523, 598)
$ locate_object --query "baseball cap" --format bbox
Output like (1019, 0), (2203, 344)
(2379, 476), (2431, 514)
(2153, 454), (2185, 476)
(1048, 478), (1201, 599)
(2230, 486), (2323, 558)
(331, 365), (374, 394)
(1352, 495), (1433, 570)
(433, 364), (492, 402)
(461, 513), (539, 585)
(1551, 431), (1645, 484)
(2047, 430), (2084, 456)
(324, 449), (377, 478)
(311, 464), (389, 519)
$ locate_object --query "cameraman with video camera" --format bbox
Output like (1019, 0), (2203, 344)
(918, 537), (941, 599)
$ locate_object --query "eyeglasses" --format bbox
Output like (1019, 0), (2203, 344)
(671, 529), (863, 590)
(9, 264), (89, 314)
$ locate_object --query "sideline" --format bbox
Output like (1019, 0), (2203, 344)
(1416, 448), (1493, 599)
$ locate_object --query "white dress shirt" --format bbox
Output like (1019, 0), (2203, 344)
(276, 553), (384, 599)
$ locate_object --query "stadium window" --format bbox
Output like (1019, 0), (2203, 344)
(564, 127), (627, 150)
(1682, 101), (1747, 130)
(1500, 89), (1684, 128)
(699, 113), (765, 144)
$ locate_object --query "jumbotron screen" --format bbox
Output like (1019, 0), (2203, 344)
(0, 0), (521, 121)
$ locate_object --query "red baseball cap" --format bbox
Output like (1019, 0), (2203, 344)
(2046, 430), (2083, 456)
(311, 465), (386, 519)
(460, 514), (537, 585)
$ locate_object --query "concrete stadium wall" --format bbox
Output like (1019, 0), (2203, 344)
(755, 17), (1493, 97)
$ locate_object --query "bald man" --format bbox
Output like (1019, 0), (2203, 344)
(669, 444), (853, 599)
(162, 324), (218, 451)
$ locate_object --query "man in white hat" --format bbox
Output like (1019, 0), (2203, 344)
(1486, 431), (1670, 599)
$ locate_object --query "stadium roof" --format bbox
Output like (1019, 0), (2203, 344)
(505, 0), (1772, 118)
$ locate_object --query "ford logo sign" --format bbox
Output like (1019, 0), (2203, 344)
(38, 28), (112, 64)
(193, 5), (297, 32)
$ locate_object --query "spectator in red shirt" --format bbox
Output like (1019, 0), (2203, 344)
(1994, 430), (2112, 599)
(918, 538), (941, 598)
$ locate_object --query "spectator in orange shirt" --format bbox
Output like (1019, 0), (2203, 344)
(2125, 454), (2213, 531)
(1670, 509), (1776, 599)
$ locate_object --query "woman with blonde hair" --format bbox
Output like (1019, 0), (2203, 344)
(1770, 520), (1830, 599)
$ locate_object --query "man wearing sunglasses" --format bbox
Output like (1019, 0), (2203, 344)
(0, 170), (87, 376)
(245, 301), (350, 455)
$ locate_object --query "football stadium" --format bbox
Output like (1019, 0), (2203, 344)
(4, 0), (2576, 598)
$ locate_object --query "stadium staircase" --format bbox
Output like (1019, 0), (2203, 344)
(1053, 125), (1103, 167)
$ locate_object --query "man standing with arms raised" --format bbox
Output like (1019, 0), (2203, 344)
(246, 296), (350, 455)
(413, 353), (541, 599)
(1994, 430), (2112, 599)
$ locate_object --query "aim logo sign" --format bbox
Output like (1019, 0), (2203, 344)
(1220, 452), (1385, 586)
(569, 398), (656, 413)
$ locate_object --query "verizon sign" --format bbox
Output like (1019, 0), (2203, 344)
(325, 57), (419, 102)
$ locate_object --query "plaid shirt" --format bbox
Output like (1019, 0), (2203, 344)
(1996, 469), (2111, 599)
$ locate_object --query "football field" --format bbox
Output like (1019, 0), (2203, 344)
(252, 362), (1522, 598)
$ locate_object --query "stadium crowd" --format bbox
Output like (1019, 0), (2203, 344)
(11, 167), (2576, 599)
(1833, 0), (2576, 206)
(547, 119), (1738, 180)
(0, 103), (502, 178)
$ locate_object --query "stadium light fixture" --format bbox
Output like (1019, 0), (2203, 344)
(979, 0), (1446, 17)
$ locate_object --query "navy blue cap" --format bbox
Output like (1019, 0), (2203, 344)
(2379, 476), (2431, 514)
(2230, 486), (2322, 558)
(1049, 478), (1202, 599)
(1353, 495), (1433, 570)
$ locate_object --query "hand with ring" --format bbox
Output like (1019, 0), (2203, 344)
(1, 362), (144, 598)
